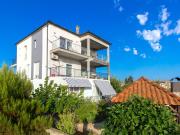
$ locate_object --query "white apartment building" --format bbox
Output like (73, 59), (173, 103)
(15, 21), (116, 100)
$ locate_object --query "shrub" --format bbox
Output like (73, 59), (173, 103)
(103, 95), (179, 135)
(0, 65), (52, 134)
(75, 100), (98, 123)
(95, 99), (110, 122)
(57, 113), (76, 135)
(110, 77), (122, 93)
(33, 77), (84, 114)
(33, 77), (99, 134)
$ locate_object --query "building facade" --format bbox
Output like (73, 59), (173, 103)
(15, 21), (116, 100)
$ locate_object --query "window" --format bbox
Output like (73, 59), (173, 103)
(69, 87), (83, 94)
(60, 37), (72, 50)
(66, 64), (72, 77)
(24, 46), (27, 60)
(34, 40), (37, 48)
(67, 40), (72, 50)
(33, 62), (39, 79)
(60, 37), (66, 49)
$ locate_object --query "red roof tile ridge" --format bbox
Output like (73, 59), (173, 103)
(144, 78), (180, 101)
(111, 76), (180, 105)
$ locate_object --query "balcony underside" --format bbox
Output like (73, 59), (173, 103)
(51, 48), (88, 61)
(91, 59), (108, 67)
(81, 60), (108, 67)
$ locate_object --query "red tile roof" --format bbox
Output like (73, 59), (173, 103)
(111, 77), (180, 105)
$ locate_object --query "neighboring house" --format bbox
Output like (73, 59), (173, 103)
(158, 80), (171, 90)
(171, 82), (180, 97)
(14, 21), (116, 100)
(111, 77), (180, 105)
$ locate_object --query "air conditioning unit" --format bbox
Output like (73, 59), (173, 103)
(51, 53), (59, 60)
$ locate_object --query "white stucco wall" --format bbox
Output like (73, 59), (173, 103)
(47, 24), (82, 77)
(17, 36), (32, 79)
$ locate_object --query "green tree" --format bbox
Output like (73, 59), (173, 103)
(103, 95), (179, 135)
(0, 65), (52, 135)
(110, 77), (122, 93)
(124, 76), (133, 88)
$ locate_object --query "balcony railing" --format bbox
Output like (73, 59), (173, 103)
(51, 38), (108, 64)
(91, 50), (107, 62)
(52, 39), (87, 56)
(49, 66), (108, 80)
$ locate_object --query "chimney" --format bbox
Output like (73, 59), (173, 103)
(76, 25), (80, 34)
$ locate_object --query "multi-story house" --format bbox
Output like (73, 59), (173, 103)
(15, 21), (116, 100)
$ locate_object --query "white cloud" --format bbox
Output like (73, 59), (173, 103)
(140, 53), (146, 58)
(150, 42), (162, 52)
(118, 6), (123, 12)
(114, 0), (123, 12)
(174, 20), (180, 35)
(136, 12), (149, 25)
(178, 38), (180, 42)
(133, 48), (138, 55)
(159, 6), (169, 22)
(137, 29), (162, 52)
(137, 29), (161, 43)
(114, 0), (120, 8)
(124, 46), (131, 52)
(160, 21), (174, 36)
(124, 46), (147, 58)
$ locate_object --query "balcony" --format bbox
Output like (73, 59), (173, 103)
(51, 38), (88, 61)
(90, 50), (108, 67)
(51, 38), (108, 66)
(49, 66), (108, 80)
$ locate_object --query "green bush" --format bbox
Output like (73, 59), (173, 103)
(33, 77), (98, 134)
(110, 77), (122, 93)
(57, 113), (76, 135)
(0, 65), (52, 135)
(103, 95), (179, 135)
(75, 100), (98, 123)
(33, 77), (84, 114)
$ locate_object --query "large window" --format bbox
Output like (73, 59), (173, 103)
(66, 64), (72, 77)
(60, 37), (72, 50)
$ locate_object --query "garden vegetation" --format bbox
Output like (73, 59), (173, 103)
(103, 96), (180, 135)
(0, 65), (98, 134)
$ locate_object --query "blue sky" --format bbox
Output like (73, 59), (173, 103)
(0, 0), (180, 80)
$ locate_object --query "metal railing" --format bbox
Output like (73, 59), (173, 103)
(52, 39), (87, 56)
(91, 50), (107, 62)
(49, 66), (108, 80)
(51, 38), (108, 63)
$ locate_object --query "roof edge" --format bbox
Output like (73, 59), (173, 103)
(80, 31), (111, 45)
(16, 21), (111, 46)
(16, 20), (79, 45)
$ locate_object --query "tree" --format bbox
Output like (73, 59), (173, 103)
(103, 95), (179, 135)
(0, 65), (52, 135)
(124, 76), (133, 88)
(110, 77), (122, 93)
